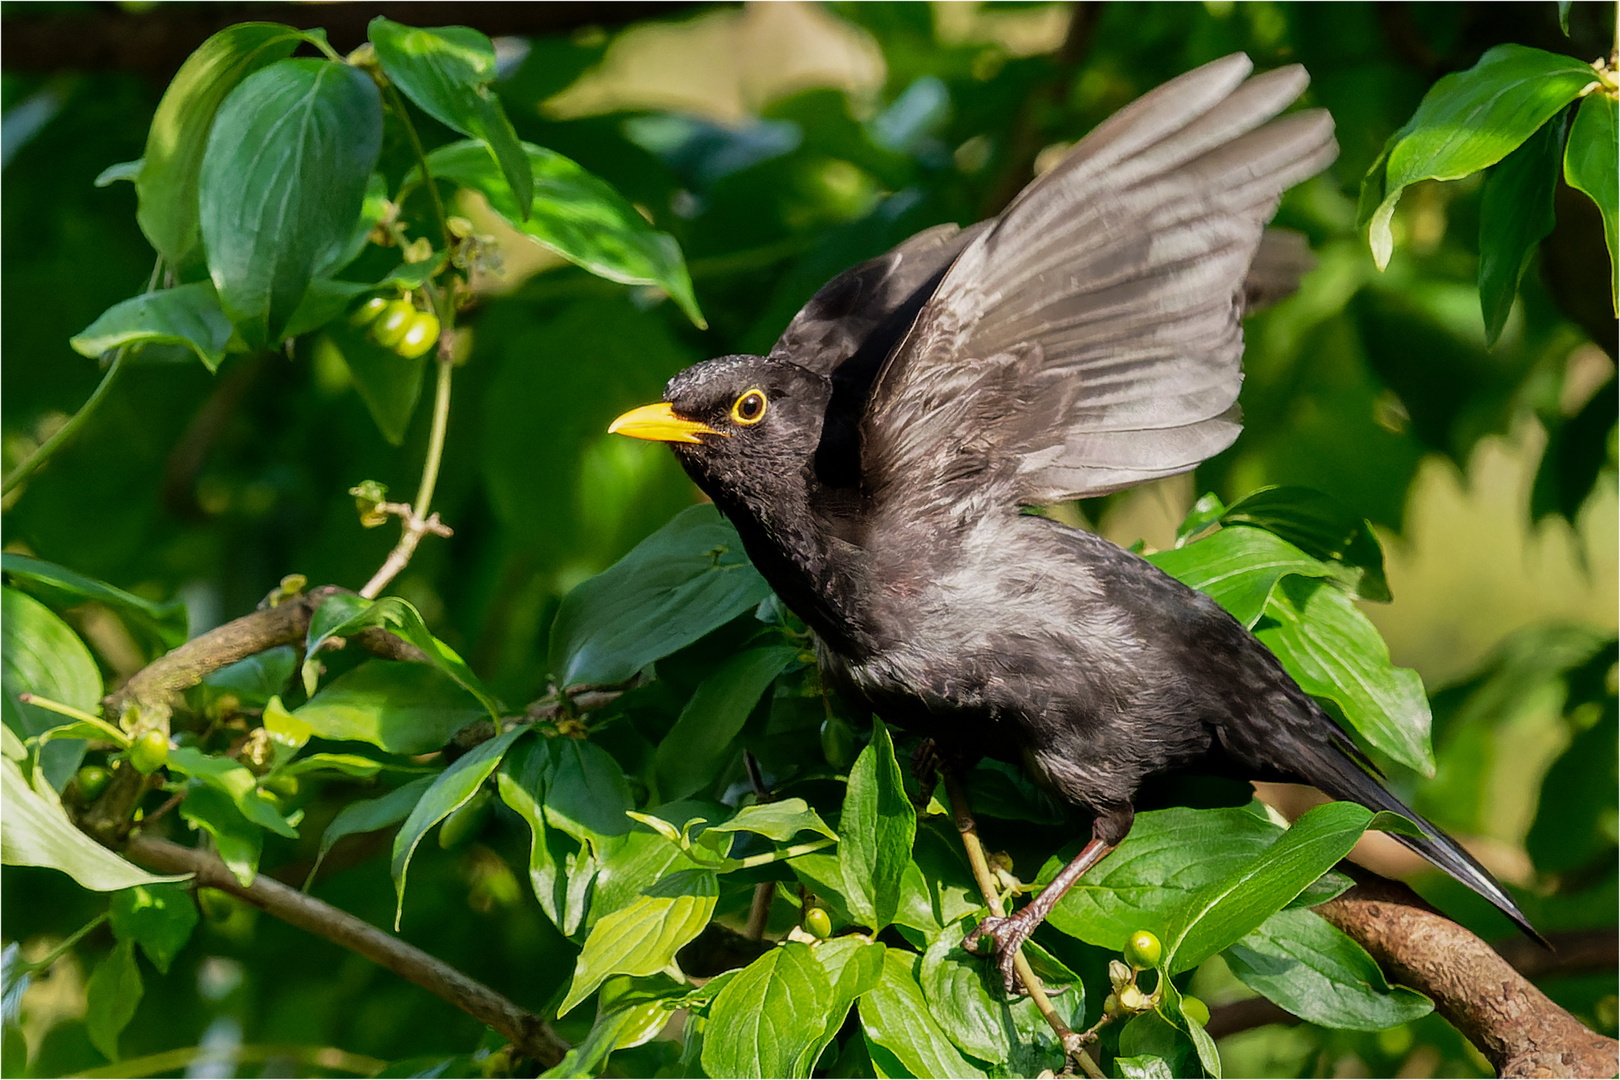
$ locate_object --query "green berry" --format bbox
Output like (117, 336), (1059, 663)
(350, 296), (389, 326)
(804, 907), (832, 938)
(1124, 928), (1163, 969)
(74, 765), (111, 801)
(1181, 996), (1210, 1027)
(127, 730), (169, 775)
(1103, 993), (1122, 1017)
(396, 311), (440, 359)
(370, 300), (416, 349)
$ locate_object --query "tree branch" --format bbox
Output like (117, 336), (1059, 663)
(126, 834), (568, 1069)
(1317, 874), (1618, 1078)
(103, 585), (427, 721)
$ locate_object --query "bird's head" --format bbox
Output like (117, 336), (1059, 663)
(608, 355), (832, 512)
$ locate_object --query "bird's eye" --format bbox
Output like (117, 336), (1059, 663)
(730, 389), (768, 425)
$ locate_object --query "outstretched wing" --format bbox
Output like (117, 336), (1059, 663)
(861, 54), (1337, 510)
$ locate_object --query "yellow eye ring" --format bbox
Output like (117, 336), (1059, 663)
(730, 388), (768, 425)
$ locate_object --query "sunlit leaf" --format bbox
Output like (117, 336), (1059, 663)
(69, 282), (234, 372)
(1226, 906), (1433, 1029)
(136, 22), (312, 272)
(1565, 90), (1619, 311)
(838, 720), (915, 932)
(368, 18), (532, 213)
(1361, 44), (1594, 269)
(423, 139), (704, 326)
(1, 587), (100, 790)
(558, 868), (718, 1016)
(199, 57), (382, 346)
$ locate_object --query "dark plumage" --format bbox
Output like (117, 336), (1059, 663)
(610, 53), (1537, 985)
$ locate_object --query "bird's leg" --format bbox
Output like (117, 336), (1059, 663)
(940, 767), (1109, 1080)
(965, 833), (1116, 993)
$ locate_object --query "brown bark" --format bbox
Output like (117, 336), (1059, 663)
(1318, 875), (1619, 1079)
(127, 835), (568, 1069)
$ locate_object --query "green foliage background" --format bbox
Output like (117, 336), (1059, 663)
(1, 3), (1615, 1078)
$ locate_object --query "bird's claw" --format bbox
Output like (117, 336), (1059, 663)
(963, 912), (1036, 996)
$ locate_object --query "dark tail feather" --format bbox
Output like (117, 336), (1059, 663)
(1301, 743), (1547, 946)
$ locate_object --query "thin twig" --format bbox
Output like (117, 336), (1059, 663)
(941, 767), (1104, 1080)
(126, 834), (568, 1068)
(3, 256), (163, 497)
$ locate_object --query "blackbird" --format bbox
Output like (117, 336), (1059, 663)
(610, 54), (1538, 987)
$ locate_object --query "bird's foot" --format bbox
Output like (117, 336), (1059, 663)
(963, 908), (1041, 996)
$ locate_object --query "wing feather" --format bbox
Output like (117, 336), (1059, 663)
(861, 54), (1337, 510)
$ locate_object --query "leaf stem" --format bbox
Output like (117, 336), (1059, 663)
(941, 766), (1105, 1080)
(724, 836), (836, 871)
(3, 257), (163, 498)
(359, 87), (463, 601)
(23, 911), (110, 974)
(16, 694), (130, 746)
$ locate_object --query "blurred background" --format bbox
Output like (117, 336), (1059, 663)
(2, 3), (1615, 1077)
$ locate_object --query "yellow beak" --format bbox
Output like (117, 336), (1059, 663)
(607, 401), (725, 444)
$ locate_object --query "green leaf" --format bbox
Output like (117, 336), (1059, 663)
(859, 949), (985, 1080)
(173, 789), (263, 889)
(199, 57), (383, 346)
(701, 942), (834, 1078)
(136, 23), (311, 272)
(539, 994), (677, 1079)
(1148, 527), (1333, 627)
(918, 923), (1069, 1069)
(1257, 576), (1434, 775)
(1225, 906), (1432, 1030)
(709, 798), (837, 843)
(2, 554), (187, 651)
(69, 282), (234, 373)
(109, 883), (198, 976)
(655, 644), (800, 800)
(1117, 1012), (1192, 1079)
(1044, 806), (1284, 950)
(497, 735), (635, 935)
(1362, 44), (1595, 269)
(178, 784), (263, 886)
(1159, 982), (1221, 1079)
(166, 746), (297, 838)
(549, 505), (773, 688)
(1, 588), (101, 790)
(199, 646), (297, 710)
(423, 139), (705, 327)
(1479, 115), (1566, 346)
(1218, 488), (1391, 603)
(368, 18), (532, 214)
(838, 720), (916, 932)
(1565, 90), (1619, 311)
(807, 937), (886, 1061)
(1, 756), (185, 891)
(303, 595), (499, 718)
(1164, 802), (1375, 973)
(313, 320), (427, 446)
(85, 940), (142, 1062)
(558, 868), (718, 1016)
(308, 774), (435, 884)
(391, 725), (528, 929)
(1174, 492), (1227, 546)
(293, 661), (486, 755)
